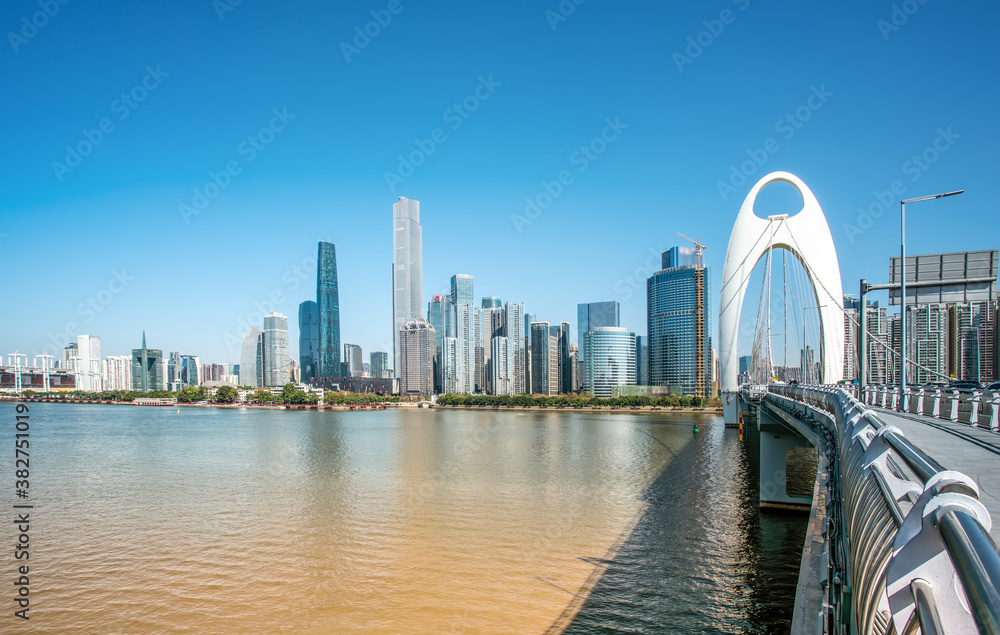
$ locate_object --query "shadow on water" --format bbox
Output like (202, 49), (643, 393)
(551, 420), (807, 634)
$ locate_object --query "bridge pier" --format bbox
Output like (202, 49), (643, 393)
(757, 403), (818, 511)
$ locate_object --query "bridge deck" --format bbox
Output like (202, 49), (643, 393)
(871, 406), (1000, 545)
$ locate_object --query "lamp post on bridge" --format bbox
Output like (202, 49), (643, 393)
(899, 189), (964, 411)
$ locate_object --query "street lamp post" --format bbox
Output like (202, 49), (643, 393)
(803, 305), (825, 384)
(899, 190), (964, 410)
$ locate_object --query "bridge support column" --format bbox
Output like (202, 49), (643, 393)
(758, 404), (816, 510)
(722, 392), (740, 426)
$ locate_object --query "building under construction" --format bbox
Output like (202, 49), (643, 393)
(647, 243), (713, 398)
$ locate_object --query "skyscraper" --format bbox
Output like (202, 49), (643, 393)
(180, 354), (200, 387)
(635, 335), (649, 386)
(559, 322), (572, 394)
(398, 318), (435, 396)
(239, 325), (261, 387)
(523, 312), (536, 392)
(263, 312), (290, 387)
(491, 337), (515, 395)
(76, 334), (103, 392)
(102, 355), (133, 391)
(577, 301), (620, 391)
(393, 197), (423, 375)
(504, 302), (525, 394)
(586, 327), (636, 398)
(451, 274), (474, 306)
(299, 300), (319, 384)
(647, 250), (712, 397)
(132, 332), (164, 392)
(482, 296), (502, 309)
(343, 344), (363, 377)
(317, 242), (341, 379)
(370, 351), (389, 379)
(530, 322), (550, 395)
(454, 303), (475, 394)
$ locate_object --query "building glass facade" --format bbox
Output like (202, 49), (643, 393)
(393, 197), (422, 374)
(647, 259), (712, 397)
(318, 242), (341, 379)
(131, 332), (164, 392)
(586, 327), (636, 398)
(263, 312), (290, 387)
(299, 300), (319, 384)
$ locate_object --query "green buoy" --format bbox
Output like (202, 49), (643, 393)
(693, 423), (699, 434)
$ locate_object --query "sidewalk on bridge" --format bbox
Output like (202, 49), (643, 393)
(871, 406), (1000, 545)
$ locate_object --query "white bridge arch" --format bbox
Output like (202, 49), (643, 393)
(719, 171), (844, 390)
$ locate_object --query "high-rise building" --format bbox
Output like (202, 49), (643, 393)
(442, 337), (462, 394)
(239, 325), (262, 387)
(523, 312), (536, 392)
(393, 197), (423, 375)
(948, 300), (997, 383)
(451, 274), (474, 306)
(263, 312), (290, 387)
(370, 352), (389, 379)
(62, 343), (78, 371)
(558, 322), (571, 394)
(181, 355), (200, 387)
(586, 327), (636, 398)
(635, 335), (649, 386)
(647, 249), (712, 397)
(132, 332), (164, 392)
(569, 343), (580, 392)
(454, 303), (475, 394)
(398, 318), (435, 396)
(491, 337), (515, 395)
(504, 302), (525, 394)
(904, 304), (949, 384)
(74, 335), (103, 392)
(166, 351), (181, 390)
(480, 306), (504, 394)
(577, 301), (620, 391)
(530, 322), (551, 395)
(343, 344), (364, 377)
(844, 296), (892, 385)
(102, 355), (133, 391)
(298, 300), (319, 384)
(317, 242), (342, 379)
(482, 297), (502, 309)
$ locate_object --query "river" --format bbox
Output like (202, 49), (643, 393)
(3, 403), (804, 633)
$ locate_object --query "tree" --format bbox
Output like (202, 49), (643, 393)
(215, 386), (238, 403)
(281, 383), (297, 403)
(251, 388), (274, 403)
(177, 385), (205, 403)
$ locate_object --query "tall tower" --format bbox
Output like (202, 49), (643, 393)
(317, 242), (341, 379)
(298, 300), (319, 384)
(263, 312), (290, 387)
(393, 197), (423, 375)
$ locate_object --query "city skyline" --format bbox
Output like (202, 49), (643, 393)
(3, 2), (997, 367)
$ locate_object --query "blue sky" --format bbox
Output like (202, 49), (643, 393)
(2, 0), (997, 366)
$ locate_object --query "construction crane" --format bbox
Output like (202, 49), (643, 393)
(676, 232), (708, 399)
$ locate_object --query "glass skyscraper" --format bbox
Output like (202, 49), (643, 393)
(577, 301), (620, 391)
(647, 251), (712, 397)
(263, 312), (290, 387)
(239, 325), (261, 387)
(393, 197), (422, 375)
(586, 327), (636, 398)
(317, 241), (341, 379)
(451, 274), (474, 306)
(298, 300), (319, 384)
(131, 331), (163, 392)
(482, 296), (502, 309)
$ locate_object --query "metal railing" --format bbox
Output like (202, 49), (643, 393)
(765, 384), (1000, 635)
(858, 385), (1000, 433)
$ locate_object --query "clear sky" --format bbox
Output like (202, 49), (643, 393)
(2, 0), (997, 366)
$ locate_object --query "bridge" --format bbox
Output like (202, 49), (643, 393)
(719, 173), (1000, 634)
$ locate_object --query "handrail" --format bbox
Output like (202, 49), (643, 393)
(763, 384), (1000, 634)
